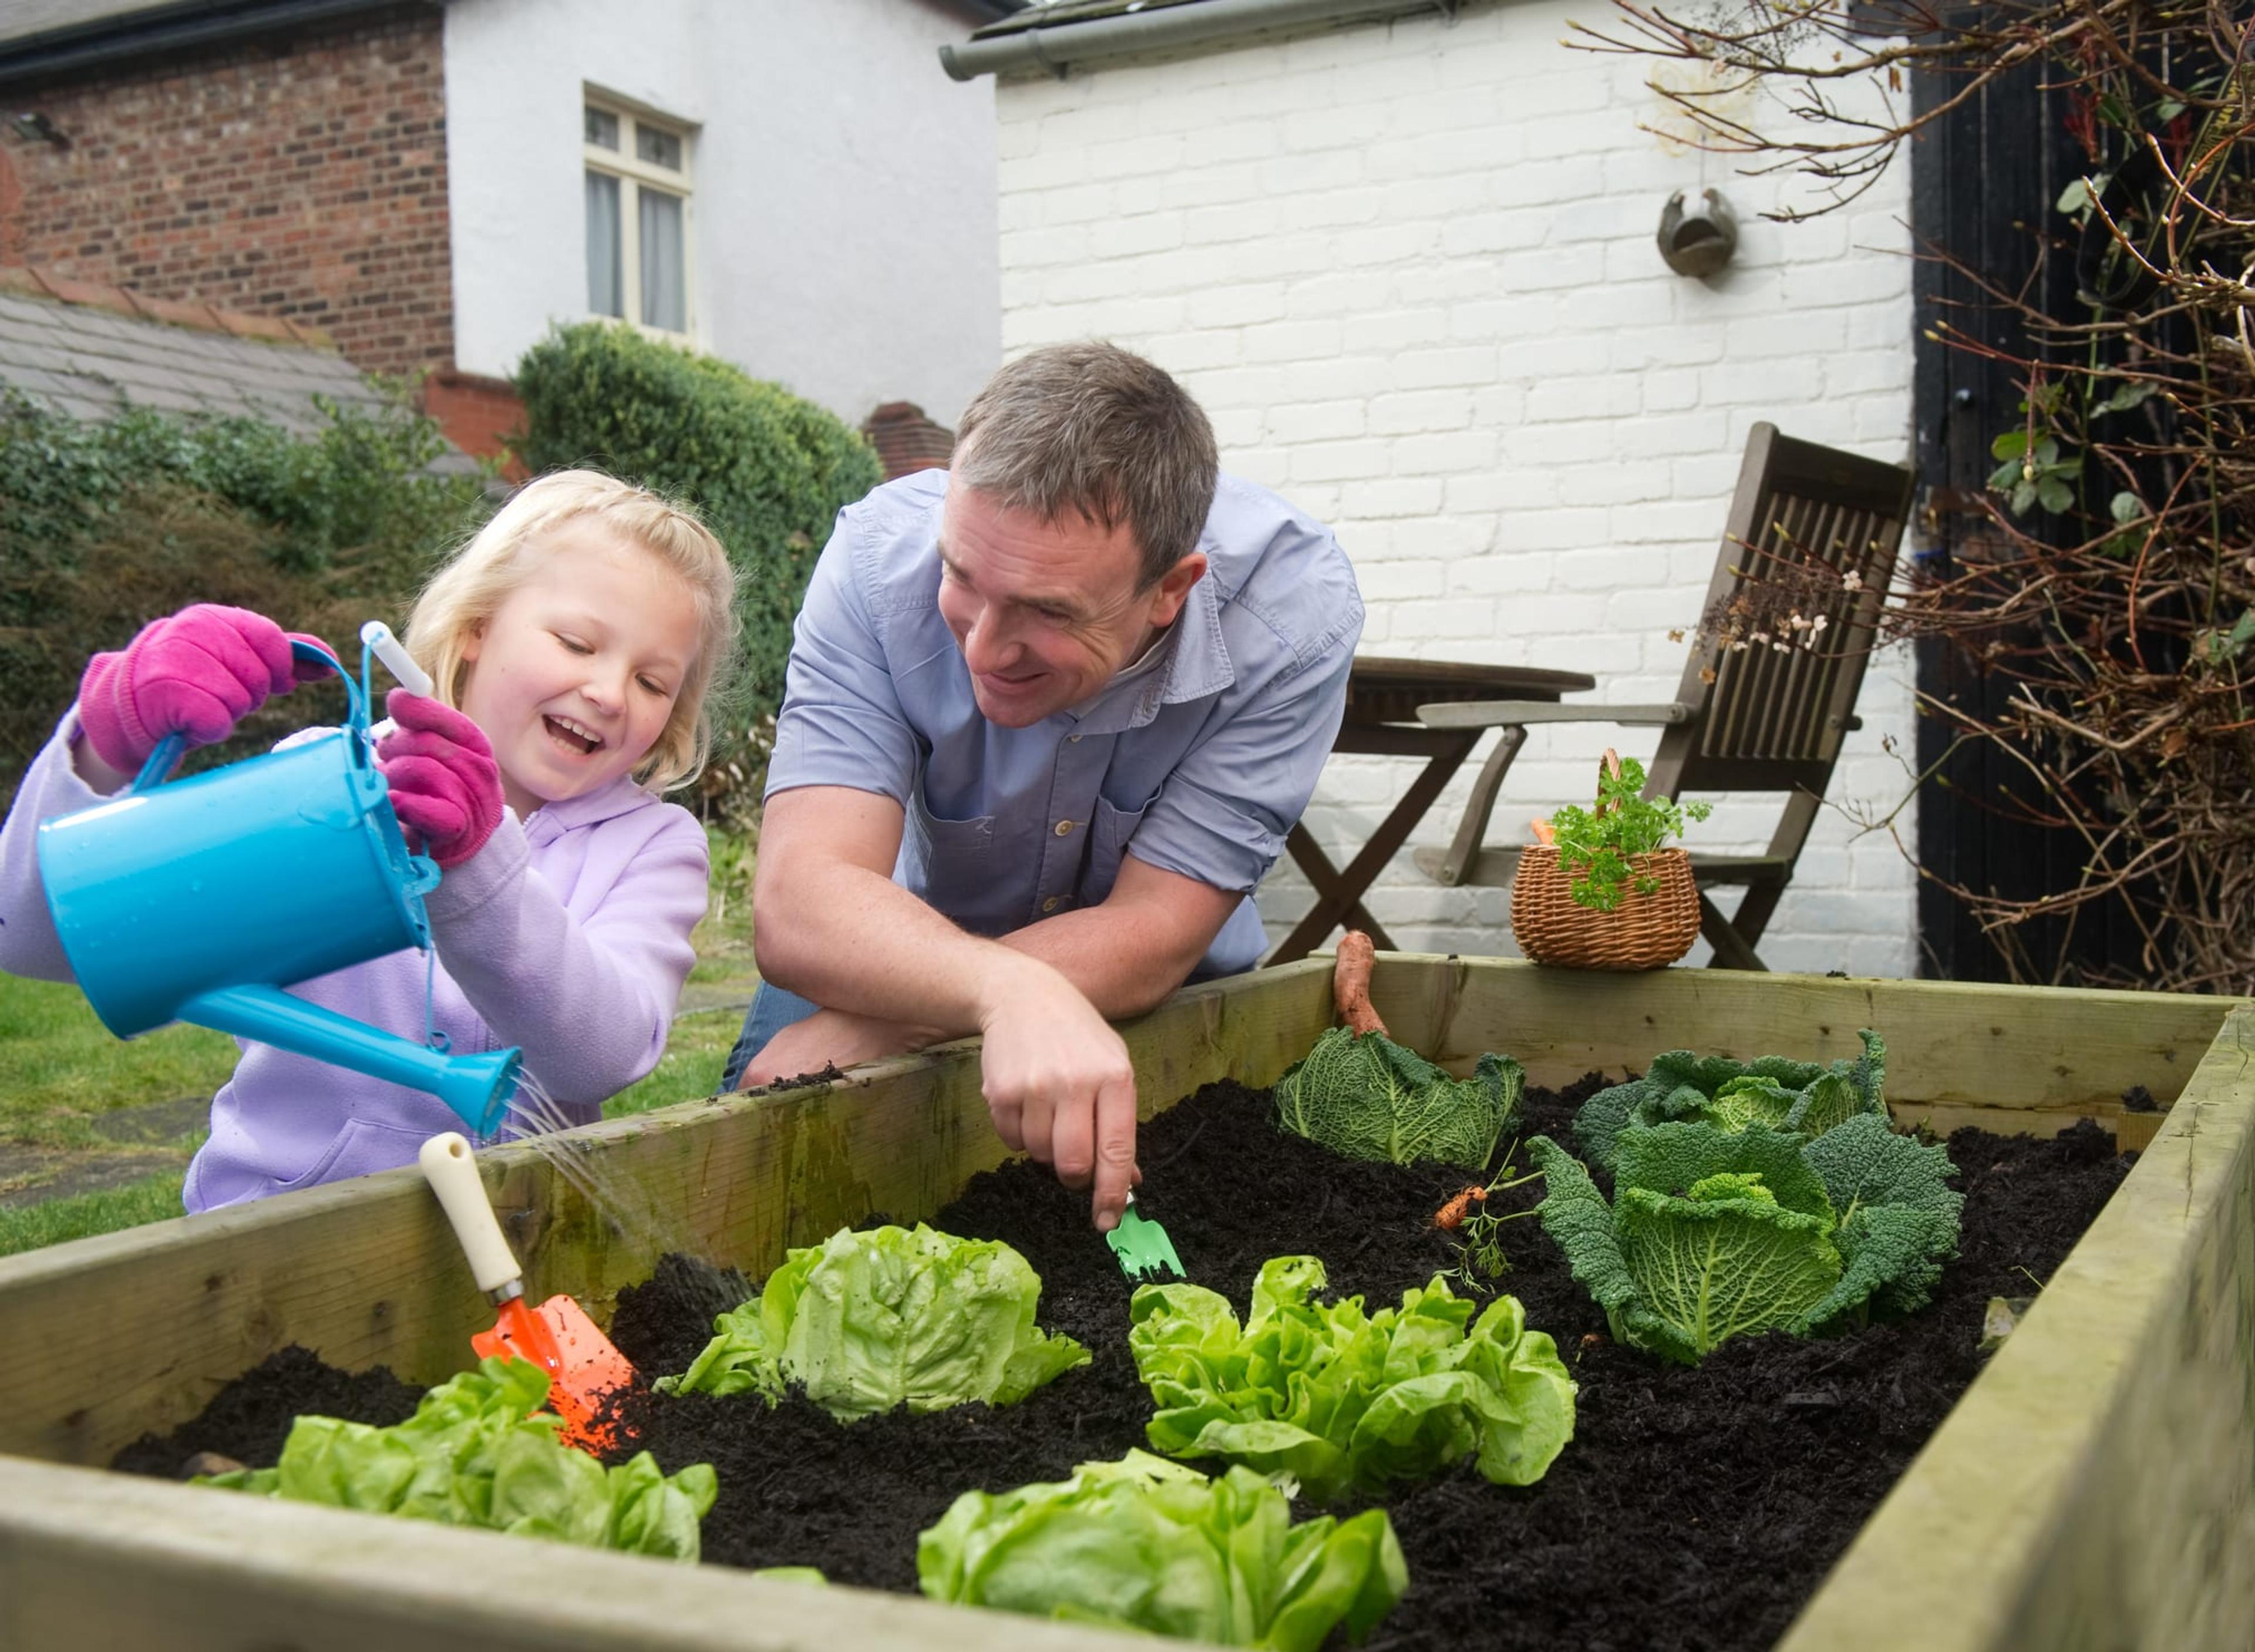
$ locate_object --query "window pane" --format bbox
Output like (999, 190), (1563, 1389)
(585, 170), (622, 317)
(635, 123), (682, 171)
(584, 106), (619, 150)
(639, 186), (685, 331)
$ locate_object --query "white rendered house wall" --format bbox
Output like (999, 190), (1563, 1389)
(991, 0), (1921, 975)
(444, 0), (1002, 426)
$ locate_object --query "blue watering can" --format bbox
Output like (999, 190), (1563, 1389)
(35, 635), (521, 1135)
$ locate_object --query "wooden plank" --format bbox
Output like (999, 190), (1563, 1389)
(1359, 955), (2237, 1114)
(1778, 1005), (2255, 1652)
(0, 1456), (1155, 1652)
(0, 960), (1337, 1468)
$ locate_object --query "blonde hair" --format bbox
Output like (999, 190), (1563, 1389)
(405, 469), (738, 794)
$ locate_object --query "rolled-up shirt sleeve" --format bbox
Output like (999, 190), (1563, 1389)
(765, 514), (921, 805)
(1126, 628), (1357, 896)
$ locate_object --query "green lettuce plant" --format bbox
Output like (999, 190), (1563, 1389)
(1573, 1029), (1888, 1170)
(201, 1357), (715, 1560)
(917, 1449), (1407, 1651)
(658, 1223), (1088, 1420)
(1530, 1113), (1964, 1365)
(1127, 1255), (1575, 1500)
(1274, 1031), (1523, 1172)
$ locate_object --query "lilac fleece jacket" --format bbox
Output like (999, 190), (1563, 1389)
(0, 711), (709, 1212)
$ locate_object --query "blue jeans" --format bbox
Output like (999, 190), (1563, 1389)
(719, 982), (824, 1092)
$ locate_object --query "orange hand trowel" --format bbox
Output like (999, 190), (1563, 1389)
(418, 1131), (635, 1451)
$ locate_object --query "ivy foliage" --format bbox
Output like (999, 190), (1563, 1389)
(513, 323), (883, 818)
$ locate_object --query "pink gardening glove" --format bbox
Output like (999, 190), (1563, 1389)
(77, 604), (332, 775)
(376, 689), (505, 871)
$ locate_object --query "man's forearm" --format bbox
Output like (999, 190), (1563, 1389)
(996, 902), (1206, 1020)
(753, 857), (1026, 1039)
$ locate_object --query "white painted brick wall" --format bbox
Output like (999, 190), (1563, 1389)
(994, 0), (1921, 975)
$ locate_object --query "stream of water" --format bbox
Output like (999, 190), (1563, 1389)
(494, 1071), (750, 1317)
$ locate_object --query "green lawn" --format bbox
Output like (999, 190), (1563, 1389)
(0, 975), (237, 1149)
(0, 827), (758, 1258)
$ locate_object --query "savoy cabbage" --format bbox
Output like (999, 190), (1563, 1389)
(1530, 1111), (1963, 1364)
(1274, 1028), (1524, 1172)
(1573, 1029), (1888, 1170)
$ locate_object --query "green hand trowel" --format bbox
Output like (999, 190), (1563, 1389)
(1106, 1188), (1183, 1282)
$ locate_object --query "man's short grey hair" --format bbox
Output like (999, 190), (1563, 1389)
(953, 342), (1219, 588)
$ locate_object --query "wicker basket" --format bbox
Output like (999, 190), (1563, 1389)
(1510, 751), (1701, 971)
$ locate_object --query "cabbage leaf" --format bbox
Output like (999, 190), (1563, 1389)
(200, 1356), (716, 1560)
(1574, 1029), (1887, 1170)
(1128, 1255), (1574, 1500)
(917, 1449), (1406, 1652)
(658, 1223), (1088, 1421)
(1274, 1028), (1524, 1171)
(1532, 1111), (1963, 1364)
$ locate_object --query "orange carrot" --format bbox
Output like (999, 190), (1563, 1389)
(1333, 930), (1388, 1037)
(1433, 1185), (1487, 1230)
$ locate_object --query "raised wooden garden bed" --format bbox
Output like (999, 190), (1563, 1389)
(0, 958), (2248, 1651)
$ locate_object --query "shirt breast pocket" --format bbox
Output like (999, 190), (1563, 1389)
(1078, 796), (1151, 907)
(905, 782), (995, 877)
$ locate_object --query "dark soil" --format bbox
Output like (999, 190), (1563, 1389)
(112, 1345), (422, 1477)
(116, 1079), (2134, 1652)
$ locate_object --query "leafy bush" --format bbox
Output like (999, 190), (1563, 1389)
(658, 1224), (1089, 1420)
(1273, 1031), (1523, 1173)
(1530, 1108), (1964, 1365)
(0, 387), (490, 808)
(918, 1449), (1407, 1651)
(1573, 1028), (1888, 1172)
(1126, 1255), (1576, 1499)
(512, 323), (881, 822)
(202, 1356), (716, 1560)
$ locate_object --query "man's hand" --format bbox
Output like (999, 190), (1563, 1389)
(975, 955), (1140, 1232)
(735, 1008), (932, 1089)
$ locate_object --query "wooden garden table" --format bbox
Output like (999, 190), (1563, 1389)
(1264, 655), (1597, 964)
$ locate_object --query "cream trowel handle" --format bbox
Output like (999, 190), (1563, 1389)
(418, 1132), (522, 1297)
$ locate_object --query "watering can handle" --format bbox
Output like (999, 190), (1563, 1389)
(419, 1131), (526, 1298)
(130, 638), (349, 794)
(361, 623), (434, 699)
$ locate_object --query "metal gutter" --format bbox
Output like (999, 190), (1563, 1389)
(940, 0), (1458, 82)
(0, 0), (415, 89)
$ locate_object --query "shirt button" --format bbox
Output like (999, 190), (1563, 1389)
(1042, 896), (1060, 913)
(1069, 734), (1082, 743)
(1054, 819), (1075, 837)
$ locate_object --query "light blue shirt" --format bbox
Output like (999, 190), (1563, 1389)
(767, 470), (1364, 975)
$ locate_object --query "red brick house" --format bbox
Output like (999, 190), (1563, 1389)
(0, 0), (1017, 460)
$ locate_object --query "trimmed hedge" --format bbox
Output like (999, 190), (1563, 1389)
(512, 324), (883, 818)
(0, 388), (492, 809)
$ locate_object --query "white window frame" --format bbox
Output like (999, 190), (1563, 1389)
(582, 91), (696, 341)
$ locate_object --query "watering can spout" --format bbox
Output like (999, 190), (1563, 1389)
(184, 985), (520, 1137)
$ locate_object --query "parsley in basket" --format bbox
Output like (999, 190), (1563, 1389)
(1544, 754), (1711, 912)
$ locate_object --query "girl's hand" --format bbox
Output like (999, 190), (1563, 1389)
(77, 604), (329, 775)
(377, 689), (505, 870)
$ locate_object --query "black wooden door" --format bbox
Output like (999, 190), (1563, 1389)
(1909, 43), (2153, 983)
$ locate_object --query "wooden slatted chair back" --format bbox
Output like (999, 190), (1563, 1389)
(1646, 423), (1917, 810)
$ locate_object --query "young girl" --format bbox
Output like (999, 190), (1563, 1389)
(0, 470), (738, 1211)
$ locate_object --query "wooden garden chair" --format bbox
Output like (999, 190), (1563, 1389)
(1410, 422), (1917, 970)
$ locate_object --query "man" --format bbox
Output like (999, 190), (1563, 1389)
(725, 342), (1362, 1232)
